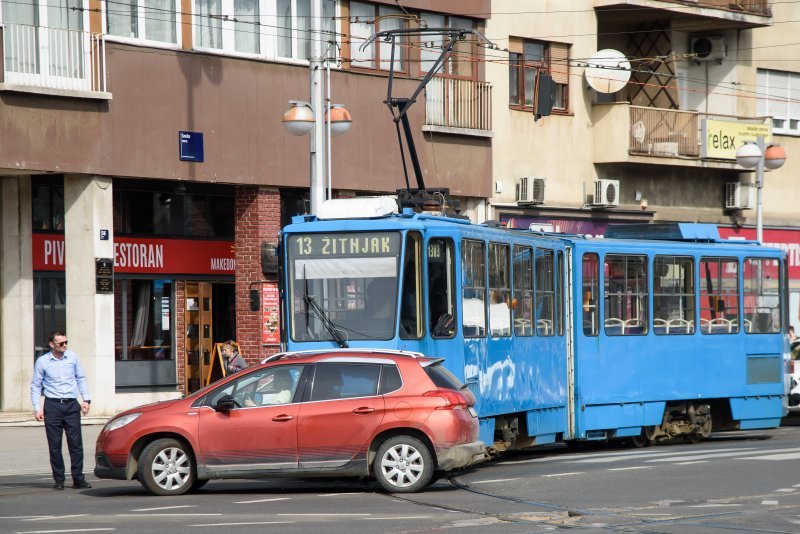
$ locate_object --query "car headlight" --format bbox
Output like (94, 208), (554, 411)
(105, 412), (142, 432)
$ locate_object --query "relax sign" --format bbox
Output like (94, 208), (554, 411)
(701, 119), (771, 160)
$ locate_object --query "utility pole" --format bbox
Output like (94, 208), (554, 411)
(309, 0), (325, 215)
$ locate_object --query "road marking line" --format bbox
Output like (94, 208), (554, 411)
(0, 517), (51, 520)
(687, 504), (742, 508)
(648, 448), (800, 463)
(130, 505), (197, 512)
(542, 472), (584, 477)
(189, 522), (293, 527)
(738, 452), (800, 461)
(775, 488), (796, 493)
(607, 466), (651, 472)
(317, 493), (363, 496)
(470, 478), (520, 484)
(234, 497), (291, 504)
(358, 516), (431, 520)
(674, 461), (708, 465)
(14, 530), (113, 534)
(278, 513), (371, 516)
(564, 447), (756, 465)
(116, 514), (222, 517)
(23, 515), (89, 522)
(761, 500), (779, 505)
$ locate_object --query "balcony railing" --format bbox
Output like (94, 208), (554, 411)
(696, 0), (770, 16)
(627, 106), (767, 159)
(425, 77), (492, 132)
(1, 23), (107, 94)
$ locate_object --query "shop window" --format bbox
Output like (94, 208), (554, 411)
(509, 38), (569, 112)
(31, 176), (65, 231)
(116, 279), (174, 361)
(115, 184), (234, 237)
(33, 275), (66, 358)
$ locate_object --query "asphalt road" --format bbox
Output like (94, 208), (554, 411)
(2, 417), (800, 533)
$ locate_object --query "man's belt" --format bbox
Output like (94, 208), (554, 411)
(46, 398), (76, 403)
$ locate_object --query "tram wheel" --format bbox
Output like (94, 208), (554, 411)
(630, 426), (657, 448)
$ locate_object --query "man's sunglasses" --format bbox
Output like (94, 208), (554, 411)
(54, 341), (68, 347)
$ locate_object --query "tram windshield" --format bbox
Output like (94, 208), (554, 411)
(287, 232), (402, 343)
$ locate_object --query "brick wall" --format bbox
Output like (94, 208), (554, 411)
(234, 186), (282, 364)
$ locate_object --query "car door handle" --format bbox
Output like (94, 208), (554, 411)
(272, 414), (294, 422)
(352, 407), (375, 415)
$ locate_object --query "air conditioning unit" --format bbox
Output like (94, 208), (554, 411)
(725, 182), (755, 210)
(593, 179), (620, 207)
(516, 177), (545, 205)
(690, 36), (726, 62)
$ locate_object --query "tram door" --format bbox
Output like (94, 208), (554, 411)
(185, 282), (214, 393)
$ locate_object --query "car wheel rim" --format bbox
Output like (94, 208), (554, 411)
(380, 443), (424, 488)
(151, 447), (191, 491)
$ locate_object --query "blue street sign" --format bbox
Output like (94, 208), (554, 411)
(179, 131), (204, 162)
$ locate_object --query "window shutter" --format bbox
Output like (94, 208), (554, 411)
(508, 36), (523, 54)
(549, 42), (569, 85)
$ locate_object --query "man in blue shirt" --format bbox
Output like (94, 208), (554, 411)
(30, 330), (92, 490)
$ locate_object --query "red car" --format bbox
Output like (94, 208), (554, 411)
(95, 349), (485, 495)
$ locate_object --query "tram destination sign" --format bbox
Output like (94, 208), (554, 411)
(290, 232), (400, 258)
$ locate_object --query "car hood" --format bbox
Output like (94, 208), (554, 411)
(116, 399), (183, 417)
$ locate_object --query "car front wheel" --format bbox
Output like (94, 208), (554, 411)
(374, 436), (433, 493)
(137, 438), (195, 496)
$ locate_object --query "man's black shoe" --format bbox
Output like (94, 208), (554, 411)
(53, 482), (64, 490)
(72, 480), (92, 489)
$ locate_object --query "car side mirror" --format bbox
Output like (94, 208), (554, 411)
(216, 394), (238, 412)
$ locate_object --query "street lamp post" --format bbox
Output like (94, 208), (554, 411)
(735, 135), (787, 243)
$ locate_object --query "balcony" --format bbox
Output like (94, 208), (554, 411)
(594, 0), (772, 31)
(592, 103), (769, 168)
(1, 23), (110, 99)
(424, 77), (493, 137)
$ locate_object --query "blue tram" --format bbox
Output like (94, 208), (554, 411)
(281, 197), (789, 451)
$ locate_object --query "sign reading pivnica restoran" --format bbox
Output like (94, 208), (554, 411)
(701, 119), (772, 160)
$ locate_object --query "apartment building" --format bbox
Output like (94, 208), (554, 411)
(0, 0), (492, 414)
(484, 0), (799, 329)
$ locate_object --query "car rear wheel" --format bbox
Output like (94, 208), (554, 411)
(137, 438), (195, 496)
(374, 436), (433, 493)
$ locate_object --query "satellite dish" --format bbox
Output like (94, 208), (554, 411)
(585, 49), (632, 93)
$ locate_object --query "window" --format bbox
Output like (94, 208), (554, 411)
(582, 253), (599, 336)
(114, 184), (234, 237)
(424, 362), (465, 390)
(418, 13), (475, 78)
(653, 256), (695, 335)
(194, 0), (260, 53)
(115, 279), (174, 361)
(488, 243), (511, 337)
(31, 176), (65, 231)
(349, 1), (404, 71)
(400, 232), (423, 339)
(428, 238), (456, 338)
(556, 250), (564, 335)
(535, 248), (555, 336)
(461, 240), (486, 337)
(204, 365), (303, 407)
(108, 0), (178, 44)
(33, 275), (66, 359)
(311, 363), (381, 401)
(757, 69), (800, 135)
(378, 364), (402, 394)
(604, 255), (648, 336)
(509, 38), (568, 111)
(277, 0), (336, 60)
(744, 258), (782, 334)
(513, 245), (533, 336)
(700, 257), (739, 334)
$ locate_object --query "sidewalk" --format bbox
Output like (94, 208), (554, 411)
(0, 411), (107, 427)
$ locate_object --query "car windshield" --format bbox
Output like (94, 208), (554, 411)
(287, 232), (402, 343)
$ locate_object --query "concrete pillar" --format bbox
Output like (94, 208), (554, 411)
(0, 176), (35, 411)
(63, 175), (115, 416)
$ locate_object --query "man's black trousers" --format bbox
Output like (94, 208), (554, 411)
(44, 398), (84, 483)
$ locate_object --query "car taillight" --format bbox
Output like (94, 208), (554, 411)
(423, 389), (471, 410)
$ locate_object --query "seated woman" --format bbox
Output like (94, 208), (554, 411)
(245, 369), (294, 406)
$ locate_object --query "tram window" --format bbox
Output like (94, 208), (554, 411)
(400, 232), (424, 339)
(556, 251), (564, 336)
(653, 256), (695, 335)
(604, 255), (648, 336)
(513, 245), (534, 336)
(461, 240), (486, 338)
(489, 243), (511, 337)
(700, 257), (739, 335)
(743, 257), (782, 334)
(535, 248), (555, 336)
(582, 253), (599, 336)
(428, 238), (456, 338)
